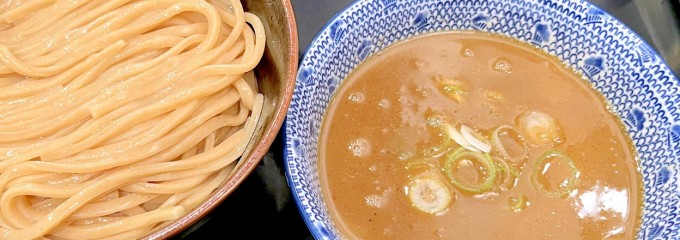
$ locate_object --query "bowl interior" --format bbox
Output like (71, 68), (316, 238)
(143, 0), (298, 238)
(285, 0), (680, 239)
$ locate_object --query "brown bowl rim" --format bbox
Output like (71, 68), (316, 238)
(141, 1), (299, 238)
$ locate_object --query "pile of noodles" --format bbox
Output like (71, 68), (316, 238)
(0, 0), (265, 238)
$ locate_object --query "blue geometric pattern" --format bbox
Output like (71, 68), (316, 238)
(284, 0), (680, 239)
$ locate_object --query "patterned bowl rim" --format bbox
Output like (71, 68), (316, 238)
(284, 0), (679, 239)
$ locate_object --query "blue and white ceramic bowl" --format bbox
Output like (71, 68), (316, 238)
(284, 0), (680, 239)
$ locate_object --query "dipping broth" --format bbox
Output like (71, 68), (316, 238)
(319, 32), (641, 239)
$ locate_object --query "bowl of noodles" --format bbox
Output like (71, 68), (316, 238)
(285, 0), (680, 239)
(0, 0), (297, 239)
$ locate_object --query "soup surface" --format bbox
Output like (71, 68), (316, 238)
(319, 32), (641, 239)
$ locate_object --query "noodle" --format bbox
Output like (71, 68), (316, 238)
(0, 0), (266, 238)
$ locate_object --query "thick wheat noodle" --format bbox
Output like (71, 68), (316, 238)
(0, 0), (265, 238)
(32, 91), (243, 169)
(0, 34), (200, 99)
(0, 35), (246, 134)
(15, 193), (157, 222)
(0, 3), (235, 105)
(2, 1), (130, 56)
(0, 1), (219, 76)
(2, 129), (246, 238)
(0, 26), (244, 144)
(0, 27), (238, 120)
(24, 1), (170, 52)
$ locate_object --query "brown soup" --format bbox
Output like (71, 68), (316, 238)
(319, 32), (641, 239)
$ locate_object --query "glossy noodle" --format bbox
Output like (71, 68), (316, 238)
(0, 0), (265, 239)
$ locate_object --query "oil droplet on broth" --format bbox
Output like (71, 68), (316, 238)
(493, 58), (512, 73)
(348, 92), (365, 103)
(415, 87), (430, 97)
(348, 138), (371, 157)
(398, 151), (414, 161)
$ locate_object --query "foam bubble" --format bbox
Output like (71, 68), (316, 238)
(348, 92), (365, 103)
(365, 194), (384, 208)
(348, 138), (370, 157)
(378, 99), (390, 109)
(365, 188), (393, 208)
(414, 60), (426, 69)
(383, 228), (393, 236)
(493, 59), (512, 73)
(463, 48), (474, 57)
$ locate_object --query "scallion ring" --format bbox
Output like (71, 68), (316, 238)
(508, 194), (528, 212)
(408, 176), (453, 214)
(491, 125), (528, 165)
(460, 125), (492, 153)
(445, 124), (479, 152)
(422, 127), (453, 157)
(492, 156), (517, 190)
(531, 150), (580, 198)
(405, 159), (439, 170)
(444, 148), (497, 194)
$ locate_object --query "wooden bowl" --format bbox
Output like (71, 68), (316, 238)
(143, 0), (298, 238)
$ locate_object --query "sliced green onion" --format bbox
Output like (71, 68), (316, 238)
(508, 194), (528, 212)
(445, 124), (479, 152)
(444, 148), (497, 194)
(443, 85), (465, 94)
(485, 90), (503, 101)
(491, 125), (528, 164)
(405, 159), (439, 170)
(421, 115), (453, 157)
(421, 128), (452, 157)
(508, 164), (521, 178)
(492, 156), (517, 190)
(518, 111), (563, 146)
(460, 125), (491, 153)
(531, 150), (580, 198)
(408, 176), (453, 214)
(439, 82), (466, 103)
(493, 156), (510, 182)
